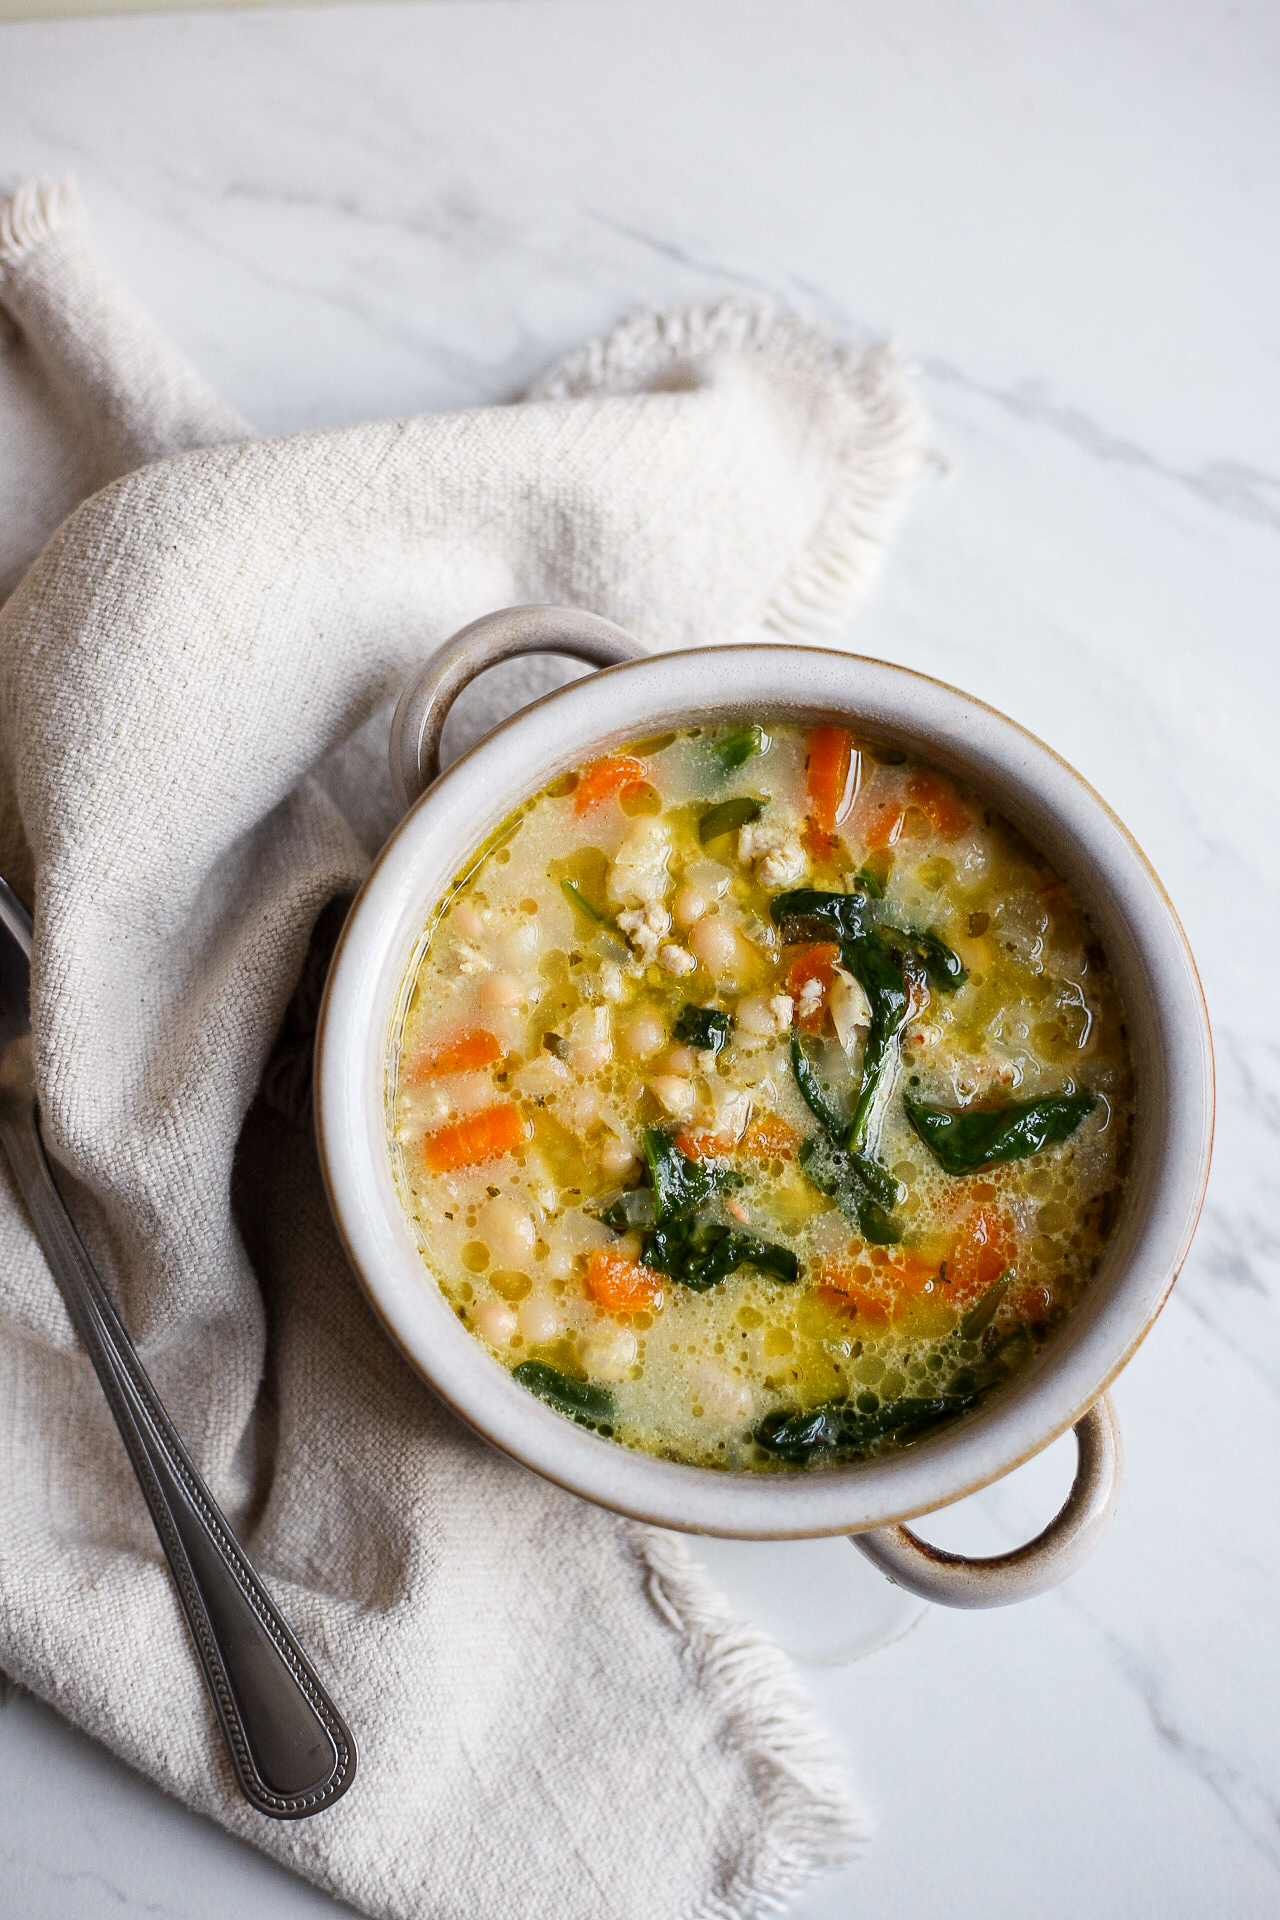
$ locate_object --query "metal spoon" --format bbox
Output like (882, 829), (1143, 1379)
(0, 877), (355, 1818)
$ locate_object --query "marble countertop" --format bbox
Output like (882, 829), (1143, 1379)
(2, 2), (1278, 1915)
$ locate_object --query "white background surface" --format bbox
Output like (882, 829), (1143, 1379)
(2, 2), (1278, 1914)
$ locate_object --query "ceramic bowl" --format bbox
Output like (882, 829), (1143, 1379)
(315, 607), (1213, 1606)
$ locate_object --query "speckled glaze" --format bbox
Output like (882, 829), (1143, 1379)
(315, 611), (1213, 1582)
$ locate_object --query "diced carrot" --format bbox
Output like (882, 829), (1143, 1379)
(675, 1125), (743, 1161)
(574, 755), (649, 814)
(946, 1206), (1017, 1305)
(785, 943), (840, 1032)
(408, 1026), (503, 1081)
(801, 818), (840, 862)
(864, 801), (906, 850)
(806, 727), (857, 831)
(869, 1244), (946, 1296)
(585, 1248), (664, 1313)
(740, 1114), (801, 1160)
(815, 1264), (903, 1324)
(908, 772), (969, 840)
(423, 1104), (530, 1173)
(675, 1129), (728, 1162)
(676, 1113), (800, 1163)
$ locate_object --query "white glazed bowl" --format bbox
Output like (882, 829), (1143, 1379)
(316, 638), (1213, 1542)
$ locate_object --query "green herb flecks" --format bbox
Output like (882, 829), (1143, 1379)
(513, 1362), (615, 1432)
(904, 1091), (1098, 1175)
(699, 795), (764, 845)
(674, 1005), (733, 1054)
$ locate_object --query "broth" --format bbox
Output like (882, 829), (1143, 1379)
(388, 721), (1133, 1471)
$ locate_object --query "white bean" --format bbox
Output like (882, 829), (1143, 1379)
(691, 1361), (754, 1421)
(499, 918), (540, 965)
(581, 1326), (638, 1382)
(480, 971), (525, 1010)
(472, 1300), (517, 1345)
(567, 1089), (600, 1133)
(736, 991), (794, 1037)
(479, 1197), (536, 1266)
(622, 1009), (666, 1060)
(600, 1137), (638, 1176)
(649, 1075), (696, 1121)
(518, 1296), (563, 1344)
(660, 1044), (698, 1076)
(673, 885), (708, 930)
(452, 901), (486, 940)
(689, 914), (739, 976)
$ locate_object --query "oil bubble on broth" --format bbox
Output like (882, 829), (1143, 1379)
(387, 721), (1133, 1471)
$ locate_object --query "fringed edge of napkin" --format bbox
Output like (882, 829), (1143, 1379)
(0, 176), (83, 268)
(531, 296), (924, 644)
(634, 1528), (868, 1919)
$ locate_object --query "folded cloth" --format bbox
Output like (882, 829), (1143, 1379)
(0, 178), (919, 1919)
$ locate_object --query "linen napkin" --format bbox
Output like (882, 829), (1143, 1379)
(0, 178), (920, 1920)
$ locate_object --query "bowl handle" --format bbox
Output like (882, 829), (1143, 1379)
(390, 604), (646, 811)
(851, 1393), (1122, 1608)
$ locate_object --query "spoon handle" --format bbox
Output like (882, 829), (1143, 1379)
(0, 1111), (356, 1819)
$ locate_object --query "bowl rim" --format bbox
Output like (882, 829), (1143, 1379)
(314, 644), (1214, 1538)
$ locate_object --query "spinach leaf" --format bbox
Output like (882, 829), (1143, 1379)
(884, 923), (968, 993)
(840, 937), (910, 1149)
(643, 1217), (799, 1292)
(643, 1126), (744, 1219)
(597, 1188), (656, 1231)
(771, 886), (965, 995)
(958, 1275), (1010, 1340)
(596, 1126), (794, 1292)
(673, 1004), (733, 1054)
(771, 891), (911, 1149)
(699, 796), (764, 844)
(904, 1091), (1098, 1175)
(797, 1134), (902, 1244)
(770, 887), (876, 946)
(789, 1021), (903, 1240)
(788, 1030), (848, 1140)
(755, 1389), (977, 1463)
(513, 1362), (615, 1432)
(714, 725), (769, 774)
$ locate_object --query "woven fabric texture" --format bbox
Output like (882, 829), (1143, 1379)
(0, 179), (920, 1919)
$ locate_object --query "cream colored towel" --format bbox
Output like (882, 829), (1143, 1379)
(0, 178), (919, 1920)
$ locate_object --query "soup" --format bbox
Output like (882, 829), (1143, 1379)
(387, 721), (1133, 1471)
